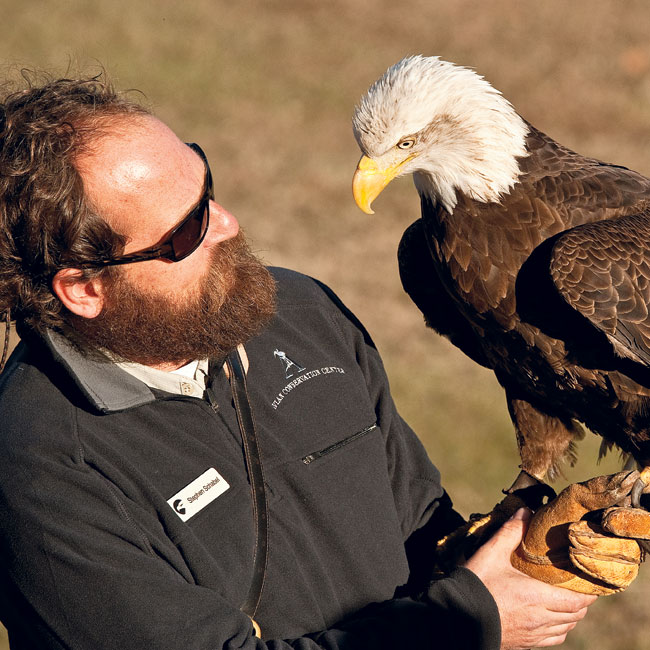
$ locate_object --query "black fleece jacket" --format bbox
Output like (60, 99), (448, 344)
(0, 268), (500, 649)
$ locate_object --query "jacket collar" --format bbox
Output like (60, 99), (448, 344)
(43, 329), (157, 413)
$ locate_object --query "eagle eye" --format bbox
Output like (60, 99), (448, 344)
(397, 138), (415, 150)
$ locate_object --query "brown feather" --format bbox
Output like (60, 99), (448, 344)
(400, 124), (650, 480)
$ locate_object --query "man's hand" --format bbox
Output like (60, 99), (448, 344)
(465, 509), (597, 649)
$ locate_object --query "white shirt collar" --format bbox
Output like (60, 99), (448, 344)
(116, 358), (210, 398)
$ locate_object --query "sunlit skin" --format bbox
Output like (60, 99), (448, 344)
(54, 115), (240, 371)
(77, 115), (239, 304)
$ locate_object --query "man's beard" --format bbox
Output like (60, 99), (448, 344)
(69, 232), (276, 366)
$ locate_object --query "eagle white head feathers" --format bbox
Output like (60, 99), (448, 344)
(352, 55), (529, 212)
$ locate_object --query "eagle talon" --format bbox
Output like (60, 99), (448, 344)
(630, 467), (650, 510)
(631, 477), (648, 510)
(503, 470), (556, 512)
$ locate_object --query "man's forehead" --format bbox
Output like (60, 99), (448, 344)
(76, 116), (185, 180)
(75, 116), (203, 236)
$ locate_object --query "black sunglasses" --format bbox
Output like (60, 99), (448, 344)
(78, 142), (213, 268)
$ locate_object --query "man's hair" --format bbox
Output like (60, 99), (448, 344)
(0, 70), (150, 336)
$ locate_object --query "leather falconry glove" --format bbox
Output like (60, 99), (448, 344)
(511, 470), (650, 595)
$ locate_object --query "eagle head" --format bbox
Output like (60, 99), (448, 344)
(352, 55), (529, 214)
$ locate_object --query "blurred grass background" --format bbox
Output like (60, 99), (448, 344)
(2, 0), (650, 647)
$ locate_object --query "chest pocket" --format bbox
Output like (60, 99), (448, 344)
(301, 423), (377, 465)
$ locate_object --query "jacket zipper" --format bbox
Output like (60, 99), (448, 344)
(302, 424), (377, 465)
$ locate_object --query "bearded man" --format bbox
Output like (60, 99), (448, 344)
(0, 74), (595, 650)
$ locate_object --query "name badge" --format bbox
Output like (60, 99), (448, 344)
(167, 467), (230, 522)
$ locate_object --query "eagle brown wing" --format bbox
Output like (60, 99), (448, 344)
(550, 209), (650, 369)
(398, 218), (490, 368)
(426, 130), (650, 336)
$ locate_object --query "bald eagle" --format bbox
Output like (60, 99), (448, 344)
(352, 55), (650, 493)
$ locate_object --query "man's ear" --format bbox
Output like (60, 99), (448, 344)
(52, 269), (105, 319)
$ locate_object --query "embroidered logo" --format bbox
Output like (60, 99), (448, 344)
(273, 348), (306, 379)
(270, 351), (346, 410)
(167, 467), (230, 522)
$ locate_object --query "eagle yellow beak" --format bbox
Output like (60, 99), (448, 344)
(352, 155), (409, 214)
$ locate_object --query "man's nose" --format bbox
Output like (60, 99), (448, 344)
(203, 201), (239, 246)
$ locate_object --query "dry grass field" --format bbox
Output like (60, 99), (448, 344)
(2, 0), (650, 647)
